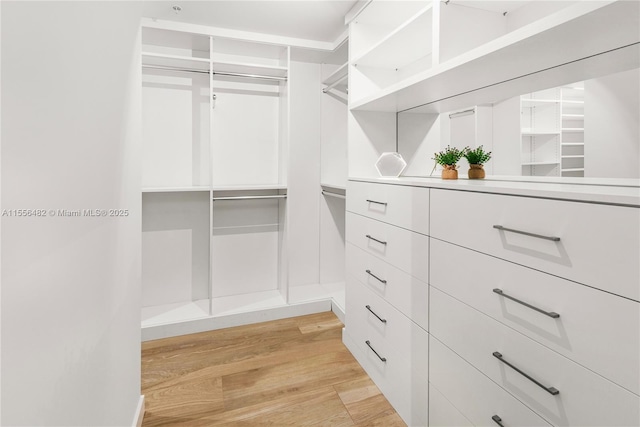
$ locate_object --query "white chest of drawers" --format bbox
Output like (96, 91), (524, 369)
(343, 178), (640, 427)
(344, 180), (430, 427)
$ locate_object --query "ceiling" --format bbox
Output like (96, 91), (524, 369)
(141, 0), (358, 44)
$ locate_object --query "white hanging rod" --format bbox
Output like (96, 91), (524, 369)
(212, 195), (287, 201)
(322, 191), (346, 199)
(449, 108), (475, 119)
(322, 74), (348, 93)
(142, 64), (287, 81)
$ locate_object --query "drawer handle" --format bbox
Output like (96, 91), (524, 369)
(365, 340), (387, 362)
(493, 288), (560, 319)
(365, 234), (387, 245)
(493, 225), (560, 242)
(366, 199), (387, 206)
(492, 415), (505, 427)
(493, 352), (559, 395)
(365, 305), (387, 323)
(365, 269), (387, 284)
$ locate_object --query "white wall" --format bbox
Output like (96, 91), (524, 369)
(1, 2), (143, 425)
(585, 68), (640, 179)
(287, 61), (321, 287)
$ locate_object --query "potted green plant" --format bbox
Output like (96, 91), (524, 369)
(433, 145), (466, 179)
(463, 146), (492, 179)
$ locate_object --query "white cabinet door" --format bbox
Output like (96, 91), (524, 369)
(346, 212), (429, 283)
(430, 189), (640, 301)
(430, 287), (640, 427)
(346, 242), (429, 330)
(430, 238), (640, 395)
(347, 180), (429, 235)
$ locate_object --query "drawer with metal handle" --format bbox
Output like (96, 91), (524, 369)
(346, 212), (429, 283)
(347, 180), (429, 235)
(346, 242), (429, 330)
(430, 286), (640, 427)
(430, 238), (639, 395)
(430, 188), (640, 301)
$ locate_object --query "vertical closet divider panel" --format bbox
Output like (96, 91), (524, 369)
(278, 46), (291, 305)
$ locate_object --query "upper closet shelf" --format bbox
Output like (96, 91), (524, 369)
(211, 184), (287, 192)
(211, 60), (287, 79)
(142, 52), (210, 71)
(142, 186), (211, 193)
(350, 1), (639, 113)
(351, 4), (432, 70)
(322, 62), (348, 86)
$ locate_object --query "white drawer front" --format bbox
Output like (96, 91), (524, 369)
(430, 287), (640, 427)
(430, 189), (640, 301)
(428, 383), (473, 427)
(431, 238), (640, 395)
(429, 337), (552, 427)
(343, 320), (429, 427)
(346, 242), (429, 330)
(347, 180), (429, 235)
(346, 212), (429, 283)
(345, 275), (427, 377)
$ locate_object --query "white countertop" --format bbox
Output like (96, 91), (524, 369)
(350, 175), (640, 207)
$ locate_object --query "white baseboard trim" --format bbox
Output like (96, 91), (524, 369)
(132, 395), (145, 427)
(331, 299), (345, 323)
(142, 299), (332, 341)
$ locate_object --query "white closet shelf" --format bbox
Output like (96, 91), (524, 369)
(211, 184), (287, 191)
(562, 168), (585, 172)
(351, 4), (433, 70)
(142, 186), (211, 193)
(521, 129), (561, 136)
(212, 60), (287, 79)
(562, 99), (585, 104)
(562, 114), (585, 118)
(521, 161), (561, 166)
(349, 1), (636, 113)
(561, 142), (585, 146)
(562, 128), (585, 132)
(142, 51), (210, 71)
(322, 62), (348, 86)
(562, 155), (585, 159)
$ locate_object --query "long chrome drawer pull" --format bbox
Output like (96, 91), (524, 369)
(365, 234), (387, 245)
(493, 288), (560, 319)
(365, 269), (387, 284)
(365, 305), (387, 323)
(366, 199), (387, 206)
(492, 415), (505, 427)
(493, 225), (560, 242)
(493, 352), (559, 395)
(365, 340), (387, 362)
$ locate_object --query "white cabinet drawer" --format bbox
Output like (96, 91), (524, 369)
(428, 383), (473, 427)
(346, 242), (429, 330)
(345, 275), (427, 377)
(431, 239), (640, 395)
(346, 212), (429, 283)
(430, 189), (640, 301)
(347, 180), (429, 235)
(430, 287), (640, 427)
(343, 319), (429, 427)
(429, 337), (551, 427)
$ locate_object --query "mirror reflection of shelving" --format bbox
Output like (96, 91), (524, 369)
(520, 88), (561, 176)
(561, 82), (585, 177)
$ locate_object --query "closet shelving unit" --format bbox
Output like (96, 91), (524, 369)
(560, 83), (585, 176)
(348, 1), (637, 114)
(349, 1), (433, 106)
(519, 88), (561, 177)
(141, 24), (298, 337)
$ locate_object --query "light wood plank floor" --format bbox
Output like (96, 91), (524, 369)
(141, 311), (406, 426)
